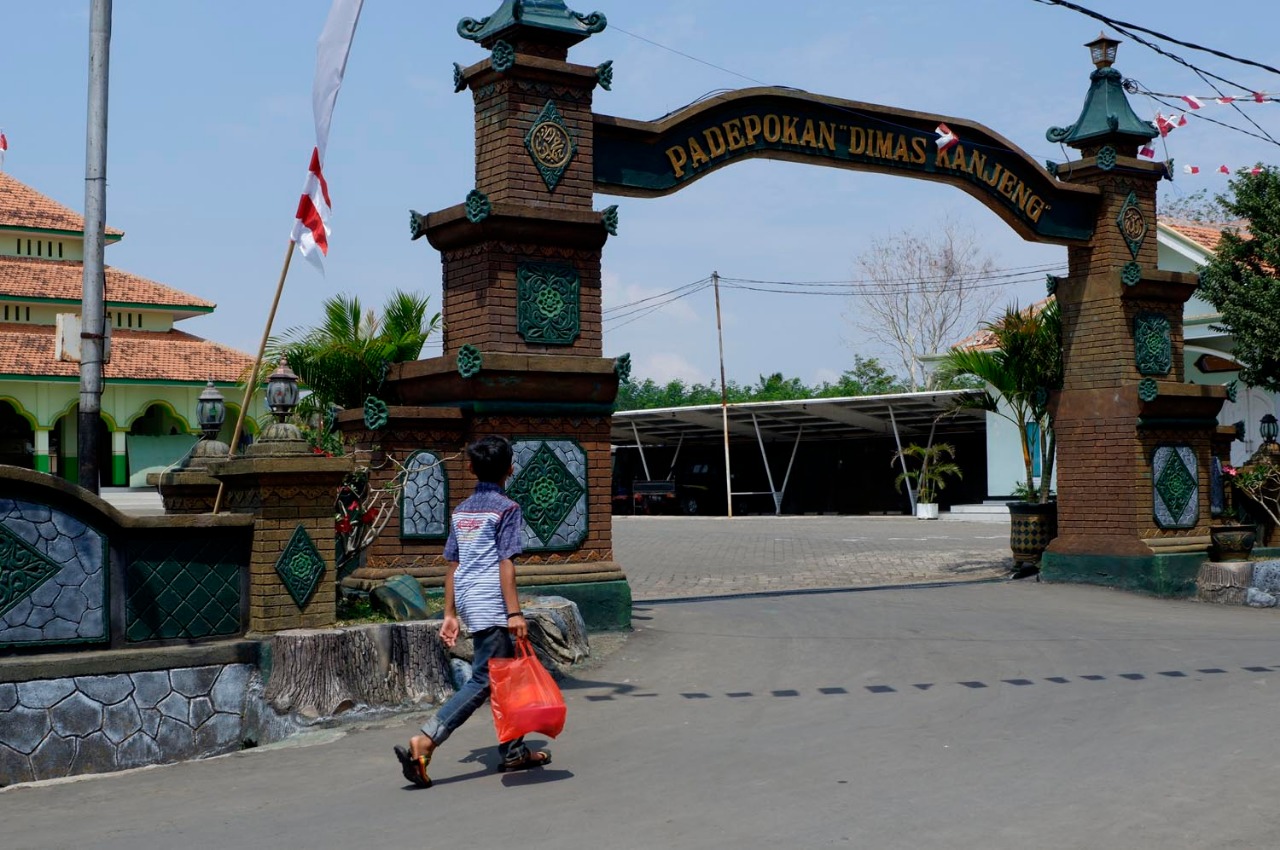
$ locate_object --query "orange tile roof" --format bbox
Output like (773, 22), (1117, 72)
(0, 171), (122, 236)
(0, 323), (252, 383)
(1160, 219), (1248, 254)
(0, 255), (213, 310)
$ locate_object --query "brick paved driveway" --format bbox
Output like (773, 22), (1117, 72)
(613, 515), (1013, 600)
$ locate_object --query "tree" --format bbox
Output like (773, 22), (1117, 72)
(1160, 188), (1229, 224)
(937, 299), (1062, 503)
(891, 442), (963, 505)
(267, 290), (441, 413)
(1195, 167), (1280, 393)
(813, 355), (907, 397)
(849, 222), (1000, 391)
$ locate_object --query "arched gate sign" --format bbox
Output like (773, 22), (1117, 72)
(347, 2), (1229, 616)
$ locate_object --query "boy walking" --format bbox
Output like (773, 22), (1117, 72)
(394, 436), (551, 788)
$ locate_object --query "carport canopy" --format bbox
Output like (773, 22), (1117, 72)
(612, 389), (987, 514)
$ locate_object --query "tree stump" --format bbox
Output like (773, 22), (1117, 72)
(264, 622), (454, 718)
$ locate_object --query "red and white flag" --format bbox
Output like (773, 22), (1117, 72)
(1219, 165), (1231, 174)
(1251, 166), (1264, 174)
(290, 0), (364, 270)
(0, 130), (7, 170)
(1183, 164), (1200, 175)
(934, 123), (959, 153)
(1155, 113), (1174, 137)
(1139, 145), (1156, 159)
(1180, 95), (1203, 110)
(1254, 92), (1267, 103)
(1216, 96), (1236, 105)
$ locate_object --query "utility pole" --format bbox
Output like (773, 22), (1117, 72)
(79, 0), (112, 494)
(713, 271), (733, 518)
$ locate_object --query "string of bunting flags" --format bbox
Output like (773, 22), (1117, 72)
(1135, 108), (1268, 177)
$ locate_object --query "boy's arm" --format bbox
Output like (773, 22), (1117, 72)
(440, 563), (460, 647)
(499, 558), (526, 639)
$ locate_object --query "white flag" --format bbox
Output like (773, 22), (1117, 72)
(290, 0), (365, 269)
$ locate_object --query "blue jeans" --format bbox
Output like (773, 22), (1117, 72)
(421, 626), (530, 763)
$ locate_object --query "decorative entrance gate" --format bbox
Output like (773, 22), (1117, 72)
(341, 2), (1227, 611)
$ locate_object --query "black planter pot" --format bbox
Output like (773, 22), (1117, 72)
(1008, 501), (1058, 572)
(1209, 524), (1256, 562)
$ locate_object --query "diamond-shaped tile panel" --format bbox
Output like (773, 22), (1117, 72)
(276, 525), (326, 609)
(1153, 445), (1199, 529)
(524, 99), (576, 190)
(125, 536), (246, 642)
(0, 522), (61, 619)
(508, 442), (587, 545)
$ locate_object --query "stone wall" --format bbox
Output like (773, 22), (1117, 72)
(0, 663), (253, 786)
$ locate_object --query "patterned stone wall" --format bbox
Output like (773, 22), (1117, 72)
(0, 498), (107, 647)
(401, 450), (450, 539)
(0, 664), (252, 786)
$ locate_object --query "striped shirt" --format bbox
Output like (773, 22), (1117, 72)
(443, 482), (524, 631)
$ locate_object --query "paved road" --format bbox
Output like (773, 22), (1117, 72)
(614, 515), (1012, 599)
(5, 582), (1278, 849)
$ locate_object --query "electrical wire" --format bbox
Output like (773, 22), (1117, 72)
(1032, 0), (1280, 147)
(603, 280), (712, 325)
(719, 273), (1064, 297)
(603, 281), (714, 330)
(603, 277), (710, 315)
(612, 25), (769, 87)
(719, 263), (1066, 289)
(1030, 0), (1280, 80)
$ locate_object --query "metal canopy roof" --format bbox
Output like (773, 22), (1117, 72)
(613, 389), (987, 446)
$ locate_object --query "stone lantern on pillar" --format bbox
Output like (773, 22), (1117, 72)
(1040, 34), (1230, 592)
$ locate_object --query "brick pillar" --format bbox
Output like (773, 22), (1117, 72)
(357, 3), (630, 629)
(1044, 44), (1227, 581)
(209, 456), (352, 633)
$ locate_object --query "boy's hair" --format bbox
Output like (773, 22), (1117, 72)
(467, 435), (513, 483)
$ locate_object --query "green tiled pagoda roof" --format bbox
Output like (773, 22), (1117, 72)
(1047, 68), (1158, 148)
(458, 0), (606, 46)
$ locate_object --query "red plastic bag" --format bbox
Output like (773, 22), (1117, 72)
(489, 638), (567, 743)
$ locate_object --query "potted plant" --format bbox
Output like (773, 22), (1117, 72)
(1222, 459), (1280, 556)
(891, 442), (962, 520)
(938, 300), (1062, 571)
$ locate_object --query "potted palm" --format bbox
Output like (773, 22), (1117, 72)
(939, 300), (1062, 570)
(891, 442), (963, 520)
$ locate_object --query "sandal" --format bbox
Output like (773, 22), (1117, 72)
(394, 744), (433, 788)
(498, 750), (551, 773)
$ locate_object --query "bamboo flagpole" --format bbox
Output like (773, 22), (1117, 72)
(211, 241), (295, 513)
(210, 0), (364, 513)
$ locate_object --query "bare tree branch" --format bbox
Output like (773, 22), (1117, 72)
(849, 222), (999, 391)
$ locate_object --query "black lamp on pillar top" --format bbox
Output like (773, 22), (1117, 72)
(265, 357), (301, 423)
(1086, 32), (1120, 69)
(195, 380), (226, 441)
(1260, 413), (1278, 445)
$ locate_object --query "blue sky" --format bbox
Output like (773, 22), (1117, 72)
(3, 0), (1276, 388)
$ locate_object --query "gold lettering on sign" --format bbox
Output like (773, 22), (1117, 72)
(724, 118), (747, 151)
(666, 145), (689, 179)
(703, 127), (727, 158)
(763, 114), (782, 143)
(819, 122), (836, 151)
(688, 137), (710, 168)
(849, 127), (867, 155)
(654, 110), (1054, 229)
(782, 116), (800, 145)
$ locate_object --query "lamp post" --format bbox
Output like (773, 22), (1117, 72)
(183, 380), (230, 468)
(248, 356), (309, 456)
(1260, 413), (1278, 445)
(1085, 32), (1120, 69)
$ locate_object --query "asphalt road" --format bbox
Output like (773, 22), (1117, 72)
(5, 582), (1278, 850)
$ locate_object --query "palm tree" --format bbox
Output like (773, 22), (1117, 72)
(891, 442), (963, 506)
(267, 290), (441, 414)
(938, 299), (1061, 503)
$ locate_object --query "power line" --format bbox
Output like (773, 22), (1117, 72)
(611, 25), (769, 87)
(603, 280), (712, 325)
(719, 271), (1065, 297)
(604, 282), (713, 331)
(603, 277), (709, 316)
(1030, 0), (1280, 80)
(720, 263), (1066, 289)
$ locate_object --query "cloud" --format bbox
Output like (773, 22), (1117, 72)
(636, 352), (710, 385)
(811, 367), (841, 386)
